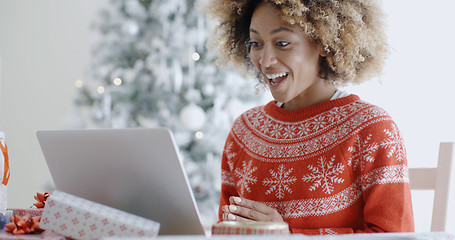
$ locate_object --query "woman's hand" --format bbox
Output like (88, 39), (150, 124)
(221, 196), (284, 222)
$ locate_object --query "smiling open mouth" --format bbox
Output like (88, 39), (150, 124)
(265, 72), (289, 86)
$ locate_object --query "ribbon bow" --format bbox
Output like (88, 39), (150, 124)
(34, 191), (51, 208)
(5, 213), (43, 235)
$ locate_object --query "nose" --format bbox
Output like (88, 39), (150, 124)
(259, 45), (277, 68)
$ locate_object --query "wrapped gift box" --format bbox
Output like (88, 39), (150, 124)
(212, 221), (289, 235)
(40, 191), (160, 240)
(0, 231), (65, 240)
(8, 208), (44, 218)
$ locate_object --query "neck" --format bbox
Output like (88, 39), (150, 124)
(282, 81), (337, 111)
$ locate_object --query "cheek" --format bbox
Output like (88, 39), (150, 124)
(277, 52), (303, 73)
(249, 51), (260, 68)
(284, 52), (318, 76)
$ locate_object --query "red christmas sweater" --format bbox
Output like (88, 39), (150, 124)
(219, 95), (414, 234)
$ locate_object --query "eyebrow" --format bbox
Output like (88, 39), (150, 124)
(249, 27), (294, 35)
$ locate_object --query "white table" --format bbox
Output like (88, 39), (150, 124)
(103, 232), (453, 240)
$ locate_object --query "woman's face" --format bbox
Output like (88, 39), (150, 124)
(249, 3), (328, 108)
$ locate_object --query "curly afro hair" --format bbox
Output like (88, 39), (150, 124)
(205, 0), (389, 85)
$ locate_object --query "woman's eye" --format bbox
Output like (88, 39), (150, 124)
(276, 41), (291, 47)
(247, 40), (261, 49)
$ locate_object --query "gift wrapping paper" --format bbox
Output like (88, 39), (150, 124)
(9, 208), (44, 218)
(40, 190), (160, 240)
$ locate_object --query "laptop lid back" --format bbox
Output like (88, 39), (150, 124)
(37, 128), (205, 235)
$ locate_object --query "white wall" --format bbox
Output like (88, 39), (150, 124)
(0, 0), (109, 208)
(0, 0), (454, 232)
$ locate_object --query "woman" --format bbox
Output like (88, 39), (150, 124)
(207, 0), (414, 234)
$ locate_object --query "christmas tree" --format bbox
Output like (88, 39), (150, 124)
(75, 0), (262, 223)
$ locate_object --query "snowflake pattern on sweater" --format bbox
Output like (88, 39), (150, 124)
(263, 164), (297, 199)
(219, 95), (414, 234)
(234, 160), (258, 195)
(301, 155), (345, 194)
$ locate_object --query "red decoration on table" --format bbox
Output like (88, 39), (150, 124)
(0, 140), (10, 185)
(33, 191), (51, 208)
(5, 213), (43, 235)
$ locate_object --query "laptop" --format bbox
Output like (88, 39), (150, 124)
(36, 128), (206, 236)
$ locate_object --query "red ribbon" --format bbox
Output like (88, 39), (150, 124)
(0, 141), (10, 185)
(5, 213), (43, 235)
(34, 191), (51, 208)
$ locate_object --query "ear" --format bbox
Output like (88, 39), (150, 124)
(319, 48), (328, 57)
(317, 42), (328, 57)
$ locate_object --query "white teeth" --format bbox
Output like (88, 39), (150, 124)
(265, 72), (288, 80)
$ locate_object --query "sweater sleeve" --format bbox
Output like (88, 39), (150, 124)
(291, 120), (415, 235)
(356, 120), (414, 233)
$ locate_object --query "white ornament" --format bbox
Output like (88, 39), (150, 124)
(179, 103), (206, 131)
(202, 84), (215, 96)
(122, 21), (139, 36)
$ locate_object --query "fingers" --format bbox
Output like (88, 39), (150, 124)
(223, 197), (284, 222)
(224, 204), (268, 221)
(222, 211), (255, 222)
(229, 196), (275, 215)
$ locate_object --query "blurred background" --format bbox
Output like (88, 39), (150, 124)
(0, 0), (454, 232)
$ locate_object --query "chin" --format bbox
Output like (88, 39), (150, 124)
(271, 95), (289, 104)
